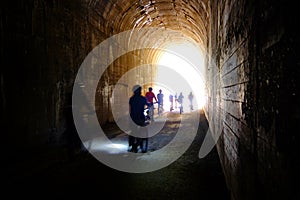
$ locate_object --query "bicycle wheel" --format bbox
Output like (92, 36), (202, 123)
(141, 138), (148, 153)
(158, 104), (162, 115)
(149, 106), (154, 121)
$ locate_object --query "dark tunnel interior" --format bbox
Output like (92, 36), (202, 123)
(1, 0), (299, 199)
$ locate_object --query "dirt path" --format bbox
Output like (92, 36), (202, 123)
(6, 109), (230, 199)
(103, 110), (231, 200)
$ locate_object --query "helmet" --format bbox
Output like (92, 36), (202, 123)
(132, 85), (142, 93)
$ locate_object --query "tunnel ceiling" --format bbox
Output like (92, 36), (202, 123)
(86, 0), (210, 48)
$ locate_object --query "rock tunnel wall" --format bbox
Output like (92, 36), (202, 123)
(1, 0), (208, 147)
(1, 0), (157, 148)
(205, 1), (299, 200)
(1, 0), (103, 147)
(1, 0), (299, 199)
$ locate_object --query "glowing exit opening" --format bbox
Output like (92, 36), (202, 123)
(155, 42), (206, 110)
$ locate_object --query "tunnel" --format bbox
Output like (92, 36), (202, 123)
(1, 0), (299, 199)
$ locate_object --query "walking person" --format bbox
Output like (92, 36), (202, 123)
(177, 92), (184, 114)
(188, 91), (194, 111)
(174, 92), (178, 109)
(169, 94), (174, 111)
(157, 89), (164, 115)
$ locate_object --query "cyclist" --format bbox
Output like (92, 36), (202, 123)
(128, 85), (149, 153)
(145, 87), (157, 121)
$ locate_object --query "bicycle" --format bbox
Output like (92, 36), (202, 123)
(129, 108), (149, 153)
(178, 101), (183, 114)
(140, 107), (150, 152)
(157, 103), (164, 116)
(147, 102), (157, 122)
(148, 104), (154, 121)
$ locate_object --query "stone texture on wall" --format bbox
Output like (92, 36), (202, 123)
(1, 0), (299, 199)
(206, 0), (299, 199)
(1, 0), (110, 149)
(0, 0), (160, 151)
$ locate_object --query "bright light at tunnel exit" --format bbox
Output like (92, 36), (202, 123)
(156, 42), (206, 110)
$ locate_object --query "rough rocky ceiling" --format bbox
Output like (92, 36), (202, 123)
(86, 0), (210, 48)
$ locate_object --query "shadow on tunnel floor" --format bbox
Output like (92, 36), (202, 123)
(4, 110), (231, 200)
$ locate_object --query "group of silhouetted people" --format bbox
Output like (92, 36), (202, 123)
(128, 85), (195, 153)
(168, 91), (194, 113)
(128, 86), (166, 153)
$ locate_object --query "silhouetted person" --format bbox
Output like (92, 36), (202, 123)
(188, 91), (194, 110)
(129, 85), (149, 153)
(157, 89), (164, 114)
(145, 87), (157, 121)
(174, 92), (178, 109)
(169, 94), (174, 111)
(145, 87), (158, 105)
(177, 92), (184, 114)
